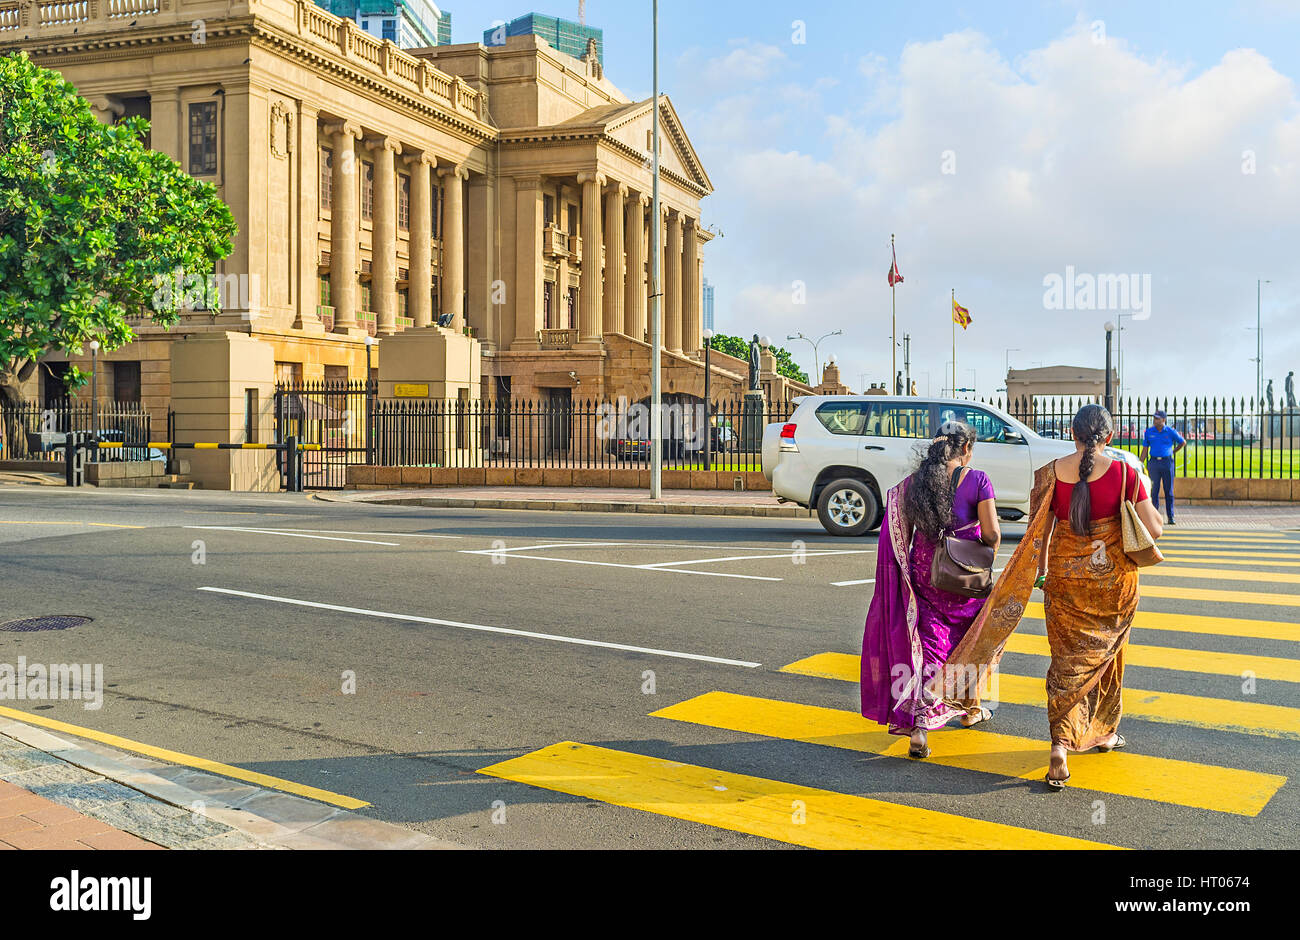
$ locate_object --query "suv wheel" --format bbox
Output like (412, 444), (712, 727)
(816, 478), (879, 537)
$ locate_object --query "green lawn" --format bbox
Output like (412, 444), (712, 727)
(1108, 443), (1300, 479)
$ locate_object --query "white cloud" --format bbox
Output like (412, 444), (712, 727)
(684, 22), (1300, 399)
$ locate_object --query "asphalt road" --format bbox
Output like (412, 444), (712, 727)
(0, 483), (1296, 849)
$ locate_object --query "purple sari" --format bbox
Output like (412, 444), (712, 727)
(860, 468), (994, 734)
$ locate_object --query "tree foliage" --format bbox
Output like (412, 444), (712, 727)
(0, 51), (236, 408)
(707, 333), (810, 384)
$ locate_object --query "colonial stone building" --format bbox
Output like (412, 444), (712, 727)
(4, 0), (810, 444)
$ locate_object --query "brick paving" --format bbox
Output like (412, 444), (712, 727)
(0, 779), (161, 850)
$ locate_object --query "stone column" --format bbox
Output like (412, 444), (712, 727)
(438, 164), (468, 331)
(513, 176), (544, 349)
(404, 153), (434, 327)
(625, 192), (648, 342)
(665, 209), (683, 353)
(368, 136), (401, 335)
(325, 120), (362, 332)
(295, 106), (320, 329)
(603, 182), (626, 335)
(146, 86), (182, 162)
(577, 171), (606, 342)
(682, 216), (701, 355)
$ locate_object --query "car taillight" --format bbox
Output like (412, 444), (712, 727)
(780, 423), (797, 439)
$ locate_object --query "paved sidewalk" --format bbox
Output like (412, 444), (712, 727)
(0, 719), (463, 850)
(0, 779), (162, 850)
(329, 486), (1300, 529)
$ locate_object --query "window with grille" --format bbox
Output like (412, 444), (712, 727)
(567, 287), (578, 329)
(544, 194), (555, 226)
(360, 283), (372, 312)
(188, 102), (217, 176)
(398, 289), (408, 318)
(382, 18), (397, 42)
(320, 148), (332, 211)
(361, 161), (374, 221)
(544, 282), (555, 329)
(113, 362), (141, 403)
(319, 275), (331, 306)
(398, 173), (410, 231)
(567, 204), (579, 237)
(432, 276), (440, 314)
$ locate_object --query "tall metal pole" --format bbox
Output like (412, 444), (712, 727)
(1258, 278), (1266, 408)
(890, 233), (896, 386)
(950, 289), (956, 398)
(903, 333), (910, 395)
(703, 333), (712, 471)
(1104, 323), (1115, 413)
(649, 0), (662, 499)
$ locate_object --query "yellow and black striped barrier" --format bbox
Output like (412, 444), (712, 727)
(65, 436), (319, 490)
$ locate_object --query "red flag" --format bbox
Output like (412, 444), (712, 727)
(888, 245), (903, 287)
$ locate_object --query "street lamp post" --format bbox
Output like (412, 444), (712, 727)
(1104, 321), (1116, 413)
(364, 335), (378, 464)
(786, 330), (841, 384)
(702, 328), (713, 471)
(1258, 279), (1270, 409)
(89, 339), (100, 462)
(966, 369), (976, 400)
(649, 0), (662, 499)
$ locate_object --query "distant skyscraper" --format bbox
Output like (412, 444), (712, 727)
(702, 278), (715, 332)
(315, 0), (451, 49)
(483, 13), (603, 66)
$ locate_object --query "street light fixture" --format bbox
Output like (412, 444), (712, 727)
(364, 334), (378, 464)
(1257, 279), (1270, 409)
(785, 329), (841, 384)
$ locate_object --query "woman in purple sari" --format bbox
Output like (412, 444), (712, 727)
(860, 421), (1001, 758)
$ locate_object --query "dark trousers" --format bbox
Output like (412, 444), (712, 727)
(1148, 456), (1175, 520)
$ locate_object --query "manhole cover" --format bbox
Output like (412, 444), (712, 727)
(0, 616), (93, 632)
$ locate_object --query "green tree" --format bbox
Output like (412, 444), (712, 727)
(708, 333), (810, 385)
(0, 52), (236, 454)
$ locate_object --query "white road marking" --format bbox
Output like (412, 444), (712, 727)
(461, 551), (783, 581)
(237, 527), (461, 539)
(832, 579), (875, 586)
(197, 587), (763, 668)
(184, 526), (398, 546)
(641, 549), (872, 569)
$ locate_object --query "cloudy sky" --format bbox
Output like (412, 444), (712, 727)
(452, 1), (1300, 403)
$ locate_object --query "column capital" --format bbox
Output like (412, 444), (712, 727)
(402, 150), (437, 168)
(577, 171), (607, 187)
(322, 120), (362, 140)
(364, 135), (403, 154)
(438, 164), (470, 181)
(605, 181), (628, 198)
(634, 192), (650, 207)
(682, 215), (698, 230)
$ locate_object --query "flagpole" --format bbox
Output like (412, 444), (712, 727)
(951, 288), (956, 397)
(890, 234), (897, 390)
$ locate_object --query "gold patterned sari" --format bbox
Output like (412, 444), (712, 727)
(926, 461), (1139, 750)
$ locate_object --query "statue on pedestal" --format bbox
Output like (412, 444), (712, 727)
(747, 334), (761, 392)
(895, 371), (903, 395)
(1267, 379), (1275, 413)
(1288, 371), (1297, 410)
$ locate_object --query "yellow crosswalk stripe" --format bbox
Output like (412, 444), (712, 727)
(478, 740), (1119, 848)
(779, 653), (1300, 740)
(1138, 583), (1300, 608)
(1141, 565), (1300, 585)
(652, 692), (1285, 816)
(1023, 601), (1297, 643)
(1162, 553), (1300, 566)
(1156, 532), (1291, 541)
(1007, 632), (1300, 681)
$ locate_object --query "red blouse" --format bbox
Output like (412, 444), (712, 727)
(1051, 458), (1148, 521)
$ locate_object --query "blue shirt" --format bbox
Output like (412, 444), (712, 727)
(1143, 424), (1185, 458)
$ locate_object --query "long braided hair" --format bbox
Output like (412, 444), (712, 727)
(903, 420), (977, 540)
(1069, 403), (1115, 536)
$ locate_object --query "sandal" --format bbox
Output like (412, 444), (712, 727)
(1096, 733), (1126, 752)
(961, 706), (992, 728)
(909, 743), (931, 759)
(1045, 771), (1070, 790)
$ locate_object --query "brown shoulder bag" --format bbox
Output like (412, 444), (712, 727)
(930, 467), (996, 598)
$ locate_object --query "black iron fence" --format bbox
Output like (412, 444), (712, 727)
(990, 395), (1297, 479)
(0, 401), (152, 463)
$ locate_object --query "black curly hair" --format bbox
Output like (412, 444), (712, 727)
(1069, 403), (1115, 536)
(903, 420), (977, 540)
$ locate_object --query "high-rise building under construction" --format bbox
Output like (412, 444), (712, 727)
(484, 13), (603, 67)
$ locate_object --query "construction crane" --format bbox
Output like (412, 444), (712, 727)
(578, 0), (586, 25)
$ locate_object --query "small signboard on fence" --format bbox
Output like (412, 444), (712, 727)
(394, 384), (430, 398)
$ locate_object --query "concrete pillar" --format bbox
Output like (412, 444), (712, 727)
(682, 216), (700, 355)
(665, 209), (682, 353)
(467, 175), (495, 344)
(326, 121), (362, 331)
(577, 171), (606, 342)
(295, 106), (321, 330)
(404, 152), (434, 328)
(513, 176), (544, 349)
(438, 164), (469, 331)
(625, 193), (648, 342)
(146, 87), (181, 162)
(368, 136), (401, 335)
(603, 182), (626, 336)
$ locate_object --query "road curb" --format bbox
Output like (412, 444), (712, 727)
(322, 493), (816, 519)
(0, 719), (466, 850)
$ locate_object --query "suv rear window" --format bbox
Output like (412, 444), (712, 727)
(865, 403), (930, 438)
(814, 401), (870, 435)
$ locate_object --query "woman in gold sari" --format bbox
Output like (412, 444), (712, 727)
(926, 404), (1163, 790)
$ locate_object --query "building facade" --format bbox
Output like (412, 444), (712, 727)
(2, 0), (810, 486)
(484, 13), (601, 67)
(702, 277), (714, 333)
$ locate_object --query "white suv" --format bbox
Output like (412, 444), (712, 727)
(762, 395), (1078, 536)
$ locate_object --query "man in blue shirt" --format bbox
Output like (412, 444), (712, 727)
(1140, 409), (1186, 524)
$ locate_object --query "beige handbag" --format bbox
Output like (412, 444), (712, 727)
(1120, 460), (1163, 567)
